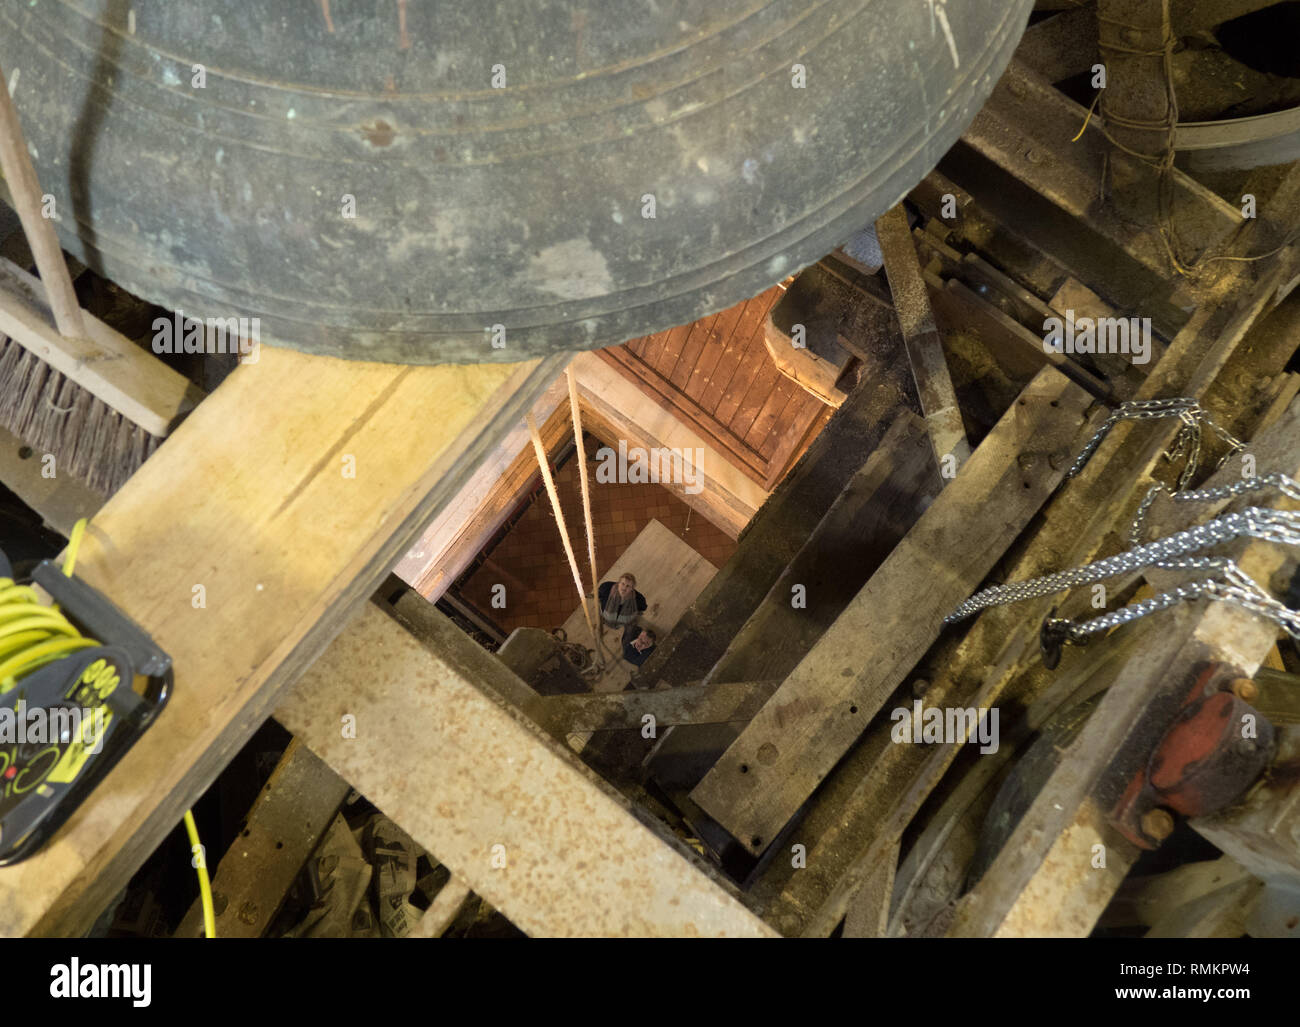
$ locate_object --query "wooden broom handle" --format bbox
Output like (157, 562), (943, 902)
(0, 62), (86, 339)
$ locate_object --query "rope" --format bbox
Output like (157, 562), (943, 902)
(527, 413), (604, 674)
(565, 369), (612, 670)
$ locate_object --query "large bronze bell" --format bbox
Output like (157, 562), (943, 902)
(0, 1), (1032, 364)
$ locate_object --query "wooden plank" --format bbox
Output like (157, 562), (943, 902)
(697, 291), (777, 416)
(646, 412), (940, 787)
(684, 295), (754, 405)
(764, 218), (1300, 935)
(943, 279), (1119, 402)
(710, 317), (770, 427)
(742, 373), (800, 460)
(0, 422), (102, 535)
(409, 877), (473, 938)
(690, 368), (1098, 853)
(728, 353), (783, 442)
(668, 311), (721, 391)
(276, 602), (776, 937)
(0, 258), (200, 435)
(593, 347), (768, 480)
(637, 326), (674, 369)
(841, 839), (899, 938)
(651, 322), (693, 378)
(175, 739), (350, 938)
(762, 399), (828, 492)
(963, 58), (1243, 283)
(876, 204), (971, 468)
(0, 348), (564, 937)
(536, 680), (777, 734)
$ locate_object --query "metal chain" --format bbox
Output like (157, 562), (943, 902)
(1065, 397), (1245, 485)
(945, 399), (1300, 645)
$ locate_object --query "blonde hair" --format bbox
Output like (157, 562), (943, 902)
(619, 572), (637, 588)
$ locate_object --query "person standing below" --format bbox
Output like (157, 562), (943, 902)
(621, 624), (657, 667)
(597, 572), (646, 633)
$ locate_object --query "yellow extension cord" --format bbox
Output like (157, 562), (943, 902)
(0, 519), (216, 937)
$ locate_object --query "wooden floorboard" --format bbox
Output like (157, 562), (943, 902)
(0, 348), (563, 937)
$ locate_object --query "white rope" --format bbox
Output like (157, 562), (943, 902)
(527, 413), (603, 672)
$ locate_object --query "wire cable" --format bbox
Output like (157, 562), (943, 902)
(184, 809), (216, 939)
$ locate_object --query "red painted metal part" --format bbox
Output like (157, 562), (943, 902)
(1111, 664), (1275, 849)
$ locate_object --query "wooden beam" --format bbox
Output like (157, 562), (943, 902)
(841, 839), (899, 939)
(876, 204), (970, 468)
(0, 422), (102, 535)
(962, 58), (1242, 284)
(534, 679), (779, 735)
(0, 347), (564, 937)
(645, 411), (939, 789)
(175, 739), (350, 938)
(941, 279), (1119, 403)
(690, 368), (1101, 854)
(408, 877), (473, 939)
(753, 177), (1300, 937)
(276, 602), (776, 937)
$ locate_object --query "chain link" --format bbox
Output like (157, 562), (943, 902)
(945, 400), (1300, 645)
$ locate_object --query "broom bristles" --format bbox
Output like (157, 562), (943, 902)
(0, 335), (160, 495)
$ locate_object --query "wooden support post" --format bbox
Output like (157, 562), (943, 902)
(876, 204), (971, 470)
(690, 368), (1101, 854)
(0, 347), (564, 937)
(276, 602), (776, 937)
(772, 179), (1300, 935)
(961, 58), (1242, 289)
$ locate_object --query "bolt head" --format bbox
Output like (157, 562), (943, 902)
(1141, 807), (1175, 841)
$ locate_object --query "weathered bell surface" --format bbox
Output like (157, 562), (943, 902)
(0, 1), (1033, 364)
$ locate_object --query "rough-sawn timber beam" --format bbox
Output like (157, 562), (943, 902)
(690, 367), (1103, 854)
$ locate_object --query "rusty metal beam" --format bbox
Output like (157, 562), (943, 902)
(275, 602), (776, 938)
